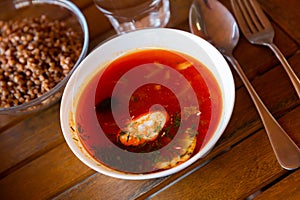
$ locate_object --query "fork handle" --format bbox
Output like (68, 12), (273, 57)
(225, 54), (300, 170)
(266, 43), (300, 99)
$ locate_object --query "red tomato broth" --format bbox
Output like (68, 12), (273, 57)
(75, 49), (223, 173)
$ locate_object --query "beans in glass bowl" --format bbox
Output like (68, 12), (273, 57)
(0, 0), (89, 117)
(0, 15), (83, 108)
(0, 15), (82, 107)
(0, 0), (89, 128)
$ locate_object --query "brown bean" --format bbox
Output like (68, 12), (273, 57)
(0, 15), (83, 108)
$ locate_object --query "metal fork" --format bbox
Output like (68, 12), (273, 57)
(231, 0), (300, 99)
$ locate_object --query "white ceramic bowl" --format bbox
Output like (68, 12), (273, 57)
(60, 28), (235, 180)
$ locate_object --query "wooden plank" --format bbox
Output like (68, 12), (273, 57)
(78, 0), (299, 84)
(170, 0), (299, 89)
(81, 4), (113, 41)
(167, 0), (193, 27)
(258, 0), (300, 45)
(217, 53), (300, 148)
(255, 169), (300, 200)
(88, 0), (195, 49)
(215, 0), (299, 88)
(233, 23), (298, 81)
(132, 56), (300, 199)
(0, 103), (63, 177)
(53, 86), (255, 200)
(151, 107), (300, 200)
(0, 143), (94, 200)
(54, 173), (166, 200)
(52, 57), (300, 200)
(250, 53), (300, 113)
(71, 0), (93, 9)
(81, 0), (195, 44)
(0, 1), (299, 200)
(86, 0), (300, 83)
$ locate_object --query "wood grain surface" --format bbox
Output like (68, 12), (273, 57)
(0, 0), (299, 199)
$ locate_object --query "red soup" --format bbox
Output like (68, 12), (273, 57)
(75, 49), (222, 174)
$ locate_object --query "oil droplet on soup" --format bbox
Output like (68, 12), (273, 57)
(75, 49), (222, 174)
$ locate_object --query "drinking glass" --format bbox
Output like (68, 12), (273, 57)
(94, 0), (170, 34)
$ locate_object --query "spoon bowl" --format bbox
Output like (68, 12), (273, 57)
(189, 0), (239, 55)
(189, 0), (300, 170)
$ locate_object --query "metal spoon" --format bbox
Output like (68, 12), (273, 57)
(189, 0), (300, 170)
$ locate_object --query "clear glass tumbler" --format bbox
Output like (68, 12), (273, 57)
(94, 0), (170, 34)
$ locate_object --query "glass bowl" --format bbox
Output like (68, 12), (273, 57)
(0, 0), (89, 120)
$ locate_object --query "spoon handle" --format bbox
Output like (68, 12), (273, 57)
(225, 54), (300, 170)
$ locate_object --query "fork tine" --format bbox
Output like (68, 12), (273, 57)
(250, 0), (273, 28)
(242, 0), (263, 31)
(236, 0), (257, 33)
(231, 0), (252, 35)
(231, 0), (273, 35)
(244, 0), (273, 31)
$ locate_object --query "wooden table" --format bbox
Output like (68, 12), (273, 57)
(0, 0), (299, 199)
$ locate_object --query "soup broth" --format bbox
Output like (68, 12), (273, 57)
(75, 49), (222, 173)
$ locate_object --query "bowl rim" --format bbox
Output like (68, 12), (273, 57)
(60, 28), (235, 180)
(0, 0), (89, 114)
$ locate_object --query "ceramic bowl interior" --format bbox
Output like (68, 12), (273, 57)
(60, 28), (235, 180)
